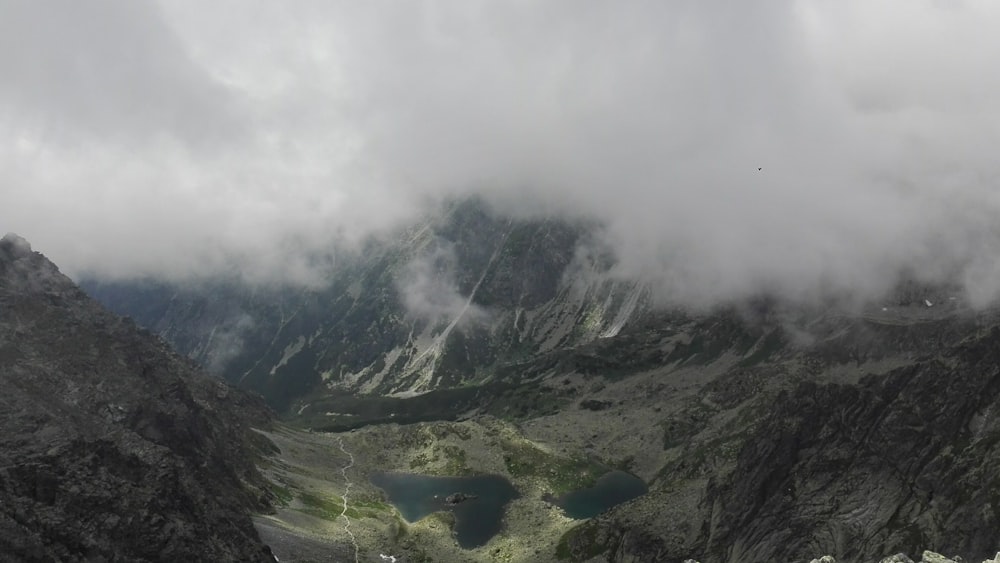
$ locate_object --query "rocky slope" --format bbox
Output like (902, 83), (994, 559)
(80, 199), (1000, 562)
(85, 198), (649, 415)
(698, 326), (1000, 562)
(0, 233), (277, 561)
(551, 304), (1000, 563)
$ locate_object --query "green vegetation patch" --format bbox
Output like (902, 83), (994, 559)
(440, 444), (469, 474)
(292, 386), (500, 431)
(294, 378), (572, 431)
(351, 493), (393, 514)
(428, 423), (472, 441)
(298, 491), (348, 521)
(407, 443), (471, 475)
(555, 522), (607, 561)
(296, 491), (391, 521)
(502, 439), (606, 496)
(269, 482), (295, 506)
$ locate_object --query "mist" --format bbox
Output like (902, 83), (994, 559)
(398, 240), (491, 327)
(4, 1), (1000, 305)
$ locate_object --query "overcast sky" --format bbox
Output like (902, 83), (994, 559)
(4, 1), (1000, 304)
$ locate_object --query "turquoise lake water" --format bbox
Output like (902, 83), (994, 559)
(370, 472), (518, 549)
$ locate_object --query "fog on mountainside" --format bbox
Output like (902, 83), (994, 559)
(5, 0), (1000, 307)
(9, 5), (1000, 559)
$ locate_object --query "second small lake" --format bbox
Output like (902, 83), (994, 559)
(370, 472), (518, 549)
(556, 470), (648, 519)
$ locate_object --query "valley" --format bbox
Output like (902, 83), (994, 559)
(78, 202), (1000, 562)
(252, 419), (595, 562)
(246, 292), (998, 562)
(9, 4), (1000, 562)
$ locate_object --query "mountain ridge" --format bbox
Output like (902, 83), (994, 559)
(0, 233), (277, 561)
(84, 199), (651, 414)
(76, 201), (1000, 562)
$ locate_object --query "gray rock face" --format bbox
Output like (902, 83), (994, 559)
(551, 300), (1000, 562)
(0, 234), (276, 561)
(68, 201), (1000, 563)
(677, 326), (1000, 562)
(83, 199), (648, 415)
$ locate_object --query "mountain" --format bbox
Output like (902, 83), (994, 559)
(704, 333), (1000, 560)
(85, 198), (649, 418)
(81, 200), (1000, 562)
(565, 309), (1000, 562)
(0, 233), (277, 562)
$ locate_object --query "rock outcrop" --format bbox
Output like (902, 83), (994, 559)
(67, 199), (1000, 562)
(83, 198), (648, 414)
(0, 234), (276, 561)
(685, 325), (1000, 562)
(444, 492), (478, 505)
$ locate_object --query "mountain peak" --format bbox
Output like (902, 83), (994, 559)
(0, 232), (32, 258)
(0, 232), (79, 299)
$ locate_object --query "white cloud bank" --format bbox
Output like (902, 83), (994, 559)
(4, 1), (1000, 305)
(398, 240), (491, 326)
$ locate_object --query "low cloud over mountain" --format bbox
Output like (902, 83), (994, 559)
(5, 1), (1000, 305)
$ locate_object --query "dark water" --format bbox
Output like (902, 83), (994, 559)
(370, 472), (518, 548)
(557, 470), (648, 519)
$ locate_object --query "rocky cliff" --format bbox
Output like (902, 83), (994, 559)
(697, 326), (1000, 562)
(79, 199), (1000, 562)
(555, 304), (1000, 563)
(86, 198), (649, 415)
(0, 233), (276, 561)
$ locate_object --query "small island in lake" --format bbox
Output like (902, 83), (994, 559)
(370, 472), (517, 549)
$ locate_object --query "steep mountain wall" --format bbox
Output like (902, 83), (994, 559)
(698, 328), (1000, 562)
(86, 199), (650, 413)
(77, 199), (1000, 562)
(0, 233), (276, 562)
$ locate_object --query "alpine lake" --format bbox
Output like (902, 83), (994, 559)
(370, 470), (648, 548)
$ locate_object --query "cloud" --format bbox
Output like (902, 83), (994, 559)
(201, 311), (255, 373)
(4, 1), (1000, 305)
(0, 1), (242, 148)
(397, 240), (490, 327)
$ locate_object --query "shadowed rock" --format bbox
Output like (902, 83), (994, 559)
(444, 492), (478, 505)
(0, 234), (277, 561)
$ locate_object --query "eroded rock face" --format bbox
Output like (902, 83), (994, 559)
(0, 234), (276, 561)
(554, 301), (1000, 563)
(688, 327), (1000, 562)
(83, 199), (647, 414)
(65, 199), (1000, 563)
